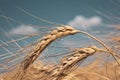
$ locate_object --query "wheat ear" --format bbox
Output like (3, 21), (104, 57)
(39, 46), (107, 80)
(11, 26), (79, 80)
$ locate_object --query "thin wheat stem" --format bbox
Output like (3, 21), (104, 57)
(78, 31), (120, 66)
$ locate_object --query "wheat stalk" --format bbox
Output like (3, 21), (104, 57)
(0, 8), (119, 80)
(9, 26), (79, 80)
(21, 26), (79, 70)
(1, 26), (119, 80)
(78, 31), (120, 66)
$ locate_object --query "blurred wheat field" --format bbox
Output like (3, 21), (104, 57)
(0, 9), (120, 80)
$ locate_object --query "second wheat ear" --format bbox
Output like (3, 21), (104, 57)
(40, 46), (109, 80)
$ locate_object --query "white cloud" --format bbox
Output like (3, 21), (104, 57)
(68, 16), (102, 29)
(9, 25), (39, 35)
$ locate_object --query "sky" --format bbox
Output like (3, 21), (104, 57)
(0, 0), (120, 44)
(0, 0), (120, 26)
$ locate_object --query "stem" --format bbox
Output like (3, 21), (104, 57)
(78, 31), (120, 66)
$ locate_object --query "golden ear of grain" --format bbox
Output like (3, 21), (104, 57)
(21, 26), (79, 70)
(7, 26), (79, 80)
(42, 47), (97, 80)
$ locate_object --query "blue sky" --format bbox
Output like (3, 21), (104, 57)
(0, 0), (120, 42)
(0, 0), (120, 25)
